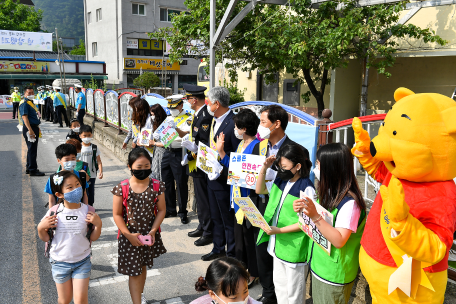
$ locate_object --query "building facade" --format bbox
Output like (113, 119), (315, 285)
(84, 0), (199, 92)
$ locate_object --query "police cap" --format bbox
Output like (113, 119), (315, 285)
(166, 94), (184, 109)
(183, 84), (206, 97)
(75, 84), (83, 89)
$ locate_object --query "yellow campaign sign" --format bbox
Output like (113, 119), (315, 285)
(0, 61), (49, 73)
(124, 58), (180, 71)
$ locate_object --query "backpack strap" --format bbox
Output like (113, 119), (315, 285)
(45, 173), (58, 207)
(91, 144), (98, 173)
(79, 171), (87, 192)
(82, 162), (89, 173)
(117, 179), (130, 239)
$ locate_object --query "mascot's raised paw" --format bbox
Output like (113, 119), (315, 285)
(351, 117), (371, 156)
(380, 176), (410, 231)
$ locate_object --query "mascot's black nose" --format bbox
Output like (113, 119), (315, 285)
(370, 142), (377, 157)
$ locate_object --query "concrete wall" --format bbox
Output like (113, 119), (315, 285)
(81, 114), (196, 211)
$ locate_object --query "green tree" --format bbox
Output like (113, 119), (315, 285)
(154, 0), (446, 117)
(0, 0), (43, 31)
(133, 72), (161, 91)
(70, 39), (86, 55)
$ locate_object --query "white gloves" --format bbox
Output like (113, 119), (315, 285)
(207, 153), (223, 174)
(167, 119), (177, 129)
(208, 171), (221, 181)
(182, 140), (198, 153)
(181, 154), (189, 166)
(153, 132), (160, 141)
(182, 134), (190, 142)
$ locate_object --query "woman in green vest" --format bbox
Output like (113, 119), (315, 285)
(294, 143), (366, 304)
(256, 143), (314, 304)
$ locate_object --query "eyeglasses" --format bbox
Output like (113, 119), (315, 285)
(66, 216), (78, 220)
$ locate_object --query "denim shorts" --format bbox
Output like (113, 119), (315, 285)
(49, 255), (92, 284)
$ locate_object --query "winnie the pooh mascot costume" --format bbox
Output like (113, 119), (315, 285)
(352, 87), (456, 303)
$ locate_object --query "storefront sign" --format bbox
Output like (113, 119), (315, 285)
(138, 39), (162, 50)
(126, 39), (138, 49)
(124, 58), (180, 71)
(227, 153), (266, 190)
(0, 61), (49, 73)
(0, 30), (52, 52)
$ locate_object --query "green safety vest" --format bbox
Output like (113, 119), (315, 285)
(257, 178), (313, 264)
(309, 196), (366, 285)
(11, 92), (21, 102)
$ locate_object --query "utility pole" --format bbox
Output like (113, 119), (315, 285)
(209, 0), (216, 89)
(60, 38), (68, 94)
(55, 28), (63, 91)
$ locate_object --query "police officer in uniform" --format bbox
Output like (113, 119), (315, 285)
(74, 84), (86, 125)
(180, 84), (214, 247)
(161, 94), (192, 224)
(11, 87), (21, 119)
(53, 87), (69, 127)
(44, 85), (54, 122)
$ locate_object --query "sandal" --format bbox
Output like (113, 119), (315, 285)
(248, 277), (258, 288)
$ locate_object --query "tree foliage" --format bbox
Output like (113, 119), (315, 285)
(154, 0), (446, 116)
(33, 0), (84, 42)
(70, 39), (86, 55)
(0, 0), (43, 31)
(133, 72), (161, 91)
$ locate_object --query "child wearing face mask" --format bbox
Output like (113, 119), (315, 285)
(38, 170), (102, 304)
(112, 148), (167, 304)
(79, 124), (103, 206)
(44, 143), (89, 208)
(66, 118), (82, 142)
(256, 143), (314, 304)
(293, 143), (366, 304)
(191, 257), (261, 304)
(65, 138), (91, 179)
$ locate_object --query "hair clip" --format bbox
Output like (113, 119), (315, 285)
(53, 175), (63, 186)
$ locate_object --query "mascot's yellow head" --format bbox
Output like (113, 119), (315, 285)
(370, 87), (456, 182)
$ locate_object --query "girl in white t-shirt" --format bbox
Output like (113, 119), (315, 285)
(37, 171), (102, 304)
(294, 143), (367, 304)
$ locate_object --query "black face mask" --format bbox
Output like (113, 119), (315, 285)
(276, 166), (296, 182)
(131, 169), (152, 180)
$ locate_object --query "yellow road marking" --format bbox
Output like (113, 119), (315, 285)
(22, 139), (42, 303)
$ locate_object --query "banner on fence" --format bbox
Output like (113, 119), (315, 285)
(196, 142), (219, 175)
(298, 191), (333, 255)
(227, 153), (265, 190)
(155, 118), (178, 148)
(0, 95), (12, 108)
(233, 197), (271, 230)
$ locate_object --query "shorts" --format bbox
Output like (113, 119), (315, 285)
(49, 255), (92, 284)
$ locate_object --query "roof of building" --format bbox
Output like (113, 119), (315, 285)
(0, 50), (72, 60)
(20, 0), (35, 5)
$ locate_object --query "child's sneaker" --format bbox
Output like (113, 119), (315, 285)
(141, 293), (147, 304)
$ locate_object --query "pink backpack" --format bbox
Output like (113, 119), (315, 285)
(44, 203), (96, 258)
(117, 178), (161, 239)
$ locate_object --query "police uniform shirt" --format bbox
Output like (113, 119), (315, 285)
(53, 92), (66, 107)
(169, 111), (192, 149)
(19, 98), (40, 125)
(187, 104), (212, 162)
(76, 92), (86, 109)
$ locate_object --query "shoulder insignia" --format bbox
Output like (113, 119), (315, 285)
(202, 124), (209, 131)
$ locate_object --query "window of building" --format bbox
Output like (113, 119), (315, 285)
(178, 75), (197, 90)
(92, 42), (98, 57)
(181, 60), (188, 65)
(160, 8), (181, 22)
(87, 12), (91, 24)
(132, 3), (145, 16)
(96, 8), (102, 21)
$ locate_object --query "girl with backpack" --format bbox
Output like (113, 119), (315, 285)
(256, 143), (314, 304)
(37, 170), (102, 304)
(112, 148), (167, 304)
(294, 143), (367, 304)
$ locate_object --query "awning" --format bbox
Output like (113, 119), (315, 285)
(0, 74), (108, 80)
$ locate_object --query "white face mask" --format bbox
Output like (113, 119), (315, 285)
(214, 293), (249, 304)
(150, 115), (155, 121)
(76, 153), (81, 160)
(234, 128), (244, 140)
(170, 109), (180, 117)
(257, 124), (275, 140)
(72, 127), (80, 133)
(207, 102), (217, 116)
(82, 137), (93, 144)
(14, 90), (18, 92)
(313, 167), (320, 181)
(63, 160), (77, 171)
(27, 95), (35, 100)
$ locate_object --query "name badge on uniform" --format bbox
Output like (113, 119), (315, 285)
(194, 126), (198, 132)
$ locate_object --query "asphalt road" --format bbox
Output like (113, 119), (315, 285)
(0, 118), (263, 304)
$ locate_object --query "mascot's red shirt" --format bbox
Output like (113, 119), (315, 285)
(361, 163), (456, 272)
